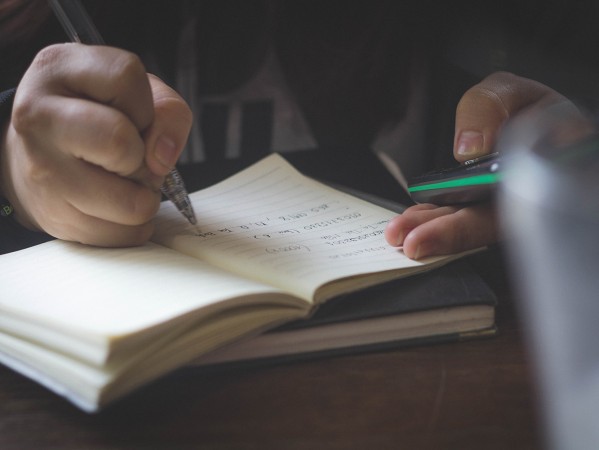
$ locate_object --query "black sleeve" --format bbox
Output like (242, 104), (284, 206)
(0, 88), (53, 254)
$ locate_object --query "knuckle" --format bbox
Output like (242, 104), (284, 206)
(11, 133), (55, 187)
(30, 44), (67, 72)
(11, 94), (37, 134)
(13, 47), (71, 134)
(11, 90), (52, 136)
(457, 85), (510, 120)
(107, 51), (153, 128)
(104, 118), (143, 173)
(108, 51), (147, 93)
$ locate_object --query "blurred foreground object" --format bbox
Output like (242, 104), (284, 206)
(499, 103), (599, 450)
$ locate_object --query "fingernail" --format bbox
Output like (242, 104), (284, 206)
(409, 237), (431, 260)
(412, 243), (431, 260)
(394, 230), (405, 247)
(456, 131), (484, 157)
(412, 244), (423, 260)
(154, 135), (178, 169)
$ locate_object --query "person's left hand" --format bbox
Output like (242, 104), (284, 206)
(384, 71), (579, 259)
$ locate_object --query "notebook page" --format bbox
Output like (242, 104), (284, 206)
(152, 154), (439, 301)
(0, 240), (302, 361)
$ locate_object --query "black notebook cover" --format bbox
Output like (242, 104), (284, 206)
(193, 259), (497, 369)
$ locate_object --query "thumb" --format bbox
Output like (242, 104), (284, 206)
(144, 74), (193, 176)
(454, 71), (564, 163)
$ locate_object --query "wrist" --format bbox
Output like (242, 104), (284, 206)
(0, 88), (50, 252)
(0, 87), (16, 193)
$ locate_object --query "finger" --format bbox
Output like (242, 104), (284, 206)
(402, 204), (498, 259)
(23, 43), (154, 131)
(59, 160), (162, 226)
(15, 94), (148, 176)
(15, 152), (162, 229)
(143, 74), (193, 176)
(454, 71), (566, 162)
(384, 204), (458, 246)
(49, 205), (156, 247)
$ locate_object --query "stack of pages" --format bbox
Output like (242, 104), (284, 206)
(0, 154), (495, 411)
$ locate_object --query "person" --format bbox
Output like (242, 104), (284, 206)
(0, 0), (593, 257)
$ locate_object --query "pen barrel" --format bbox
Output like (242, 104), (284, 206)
(48, 0), (105, 45)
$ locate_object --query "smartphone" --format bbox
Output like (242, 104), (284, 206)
(408, 153), (501, 205)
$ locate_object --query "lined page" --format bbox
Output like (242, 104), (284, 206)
(153, 154), (442, 301)
(0, 240), (304, 363)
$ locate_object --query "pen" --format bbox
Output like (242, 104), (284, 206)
(48, 0), (197, 226)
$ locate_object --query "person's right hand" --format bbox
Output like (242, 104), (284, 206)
(1, 43), (192, 247)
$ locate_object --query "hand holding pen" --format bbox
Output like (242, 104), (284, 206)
(48, 0), (197, 226)
(0, 2), (193, 246)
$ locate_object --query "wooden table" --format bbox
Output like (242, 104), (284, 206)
(0, 249), (544, 449)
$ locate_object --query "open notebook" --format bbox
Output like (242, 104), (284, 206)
(0, 154), (494, 411)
